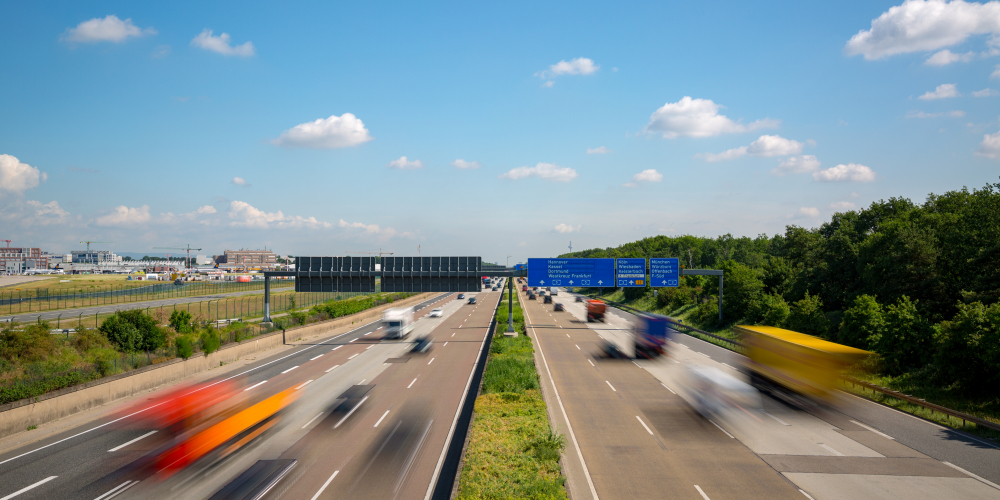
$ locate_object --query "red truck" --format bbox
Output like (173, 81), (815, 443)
(586, 300), (606, 322)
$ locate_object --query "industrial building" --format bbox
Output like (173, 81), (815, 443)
(214, 248), (278, 270)
(71, 250), (124, 264)
(1, 247), (47, 274)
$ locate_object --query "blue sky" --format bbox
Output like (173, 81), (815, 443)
(2, 0), (999, 264)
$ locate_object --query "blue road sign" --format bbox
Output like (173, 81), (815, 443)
(616, 258), (647, 287)
(527, 258), (615, 287)
(650, 258), (680, 287)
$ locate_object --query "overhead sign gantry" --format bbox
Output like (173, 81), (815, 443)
(526, 258), (614, 287)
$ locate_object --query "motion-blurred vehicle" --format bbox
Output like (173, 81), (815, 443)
(468, 297), (477, 304)
(737, 325), (870, 404)
(554, 303), (564, 311)
(429, 308), (443, 318)
(543, 295), (553, 304)
(382, 307), (414, 339)
(575, 296), (584, 303)
(683, 364), (761, 419)
(600, 313), (668, 358)
(411, 335), (433, 353)
(586, 299), (606, 322)
(457, 294), (465, 299)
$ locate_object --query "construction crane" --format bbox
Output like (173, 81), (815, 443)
(154, 244), (203, 269)
(346, 249), (394, 261)
(1, 240), (10, 249)
(80, 241), (114, 251)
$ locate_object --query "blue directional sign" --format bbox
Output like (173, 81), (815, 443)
(616, 258), (647, 287)
(650, 258), (680, 287)
(527, 258), (615, 288)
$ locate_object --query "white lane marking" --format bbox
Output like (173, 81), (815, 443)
(359, 379), (366, 385)
(605, 381), (616, 392)
(799, 489), (817, 500)
(452, 332), (456, 337)
(366, 345), (373, 350)
(302, 412), (324, 429)
(334, 396), (368, 428)
(374, 410), (390, 427)
(575, 344), (581, 350)
(760, 409), (791, 426)
(325, 364), (340, 373)
(104, 480), (137, 499)
(0, 476), (57, 500)
(566, 333), (570, 338)
(244, 380), (267, 391)
(696, 352), (711, 358)
(364, 332), (371, 336)
(721, 362), (735, 370)
(107, 430), (157, 452)
(694, 485), (711, 500)
(661, 383), (676, 394)
(93, 480), (132, 500)
(850, 420), (894, 439)
(407, 377), (418, 389)
(632, 361), (642, 368)
(310, 470), (340, 500)
(709, 419), (734, 439)
(350, 338), (357, 342)
(310, 354), (323, 360)
(428, 357), (435, 365)
(819, 443), (844, 456)
(671, 359), (679, 364)
(943, 462), (1000, 491)
(348, 354), (359, 359)
(443, 342), (448, 346)
(281, 365), (299, 374)
(295, 380), (314, 390)
(332, 346), (342, 351)
(588, 359), (595, 367)
(636, 416), (654, 435)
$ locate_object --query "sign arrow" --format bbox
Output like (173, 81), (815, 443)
(539, 280), (545, 284)
(569, 280), (574, 285)
(629, 280), (635, 285)
(662, 280), (667, 285)
(598, 280), (603, 285)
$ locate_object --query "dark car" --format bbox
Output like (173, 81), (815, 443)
(457, 294), (465, 299)
(575, 296), (584, 302)
(492, 287), (498, 291)
(468, 297), (477, 304)
(543, 295), (552, 304)
(554, 303), (564, 311)
(528, 293), (536, 300)
(411, 335), (433, 353)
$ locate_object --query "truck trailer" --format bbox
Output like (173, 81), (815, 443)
(382, 307), (415, 339)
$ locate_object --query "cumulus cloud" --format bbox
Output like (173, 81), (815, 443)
(338, 219), (397, 237)
(800, 207), (820, 217)
(499, 163), (577, 182)
(993, 64), (1000, 79)
(844, 0), (1000, 60)
(536, 57), (600, 79)
(62, 15), (155, 43)
(452, 159), (481, 169)
(96, 205), (151, 226)
(645, 97), (779, 139)
(554, 223), (581, 233)
(586, 146), (612, 154)
(698, 135), (804, 162)
(813, 163), (877, 182)
(273, 113), (373, 149)
(976, 129), (1000, 158)
(231, 176), (250, 187)
(227, 200), (332, 229)
(905, 110), (966, 118)
(973, 88), (999, 96)
(624, 169), (663, 187)
(0, 154), (47, 195)
(195, 205), (217, 214)
(772, 155), (821, 176)
(386, 156), (424, 170)
(925, 49), (976, 65)
(0, 200), (70, 227)
(919, 83), (960, 100)
(191, 29), (255, 57)
(831, 201), (858, 210)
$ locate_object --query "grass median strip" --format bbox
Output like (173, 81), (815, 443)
(457, 288), (568, 499)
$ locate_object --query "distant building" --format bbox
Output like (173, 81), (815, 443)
(215, 248), (278, 269)
(71, 250), (123, 264)
(195, 255), (212, 265)
(1, 248), (47, 273)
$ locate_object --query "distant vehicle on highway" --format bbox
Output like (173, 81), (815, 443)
(550, 288), (558, 296)
(457, 294), (465, 299)
(554, 303), (564, 311)
(492, 287), (498, 291)
(468, 297), (477, 304)
(528, 293), (536, 300)
(544, 295), (552, 304)
(586, 300), (606, 322)
(429, 308), (443, 318)
(411, 335), (433, 353)
(382, 307), (414, 339)
(575, 296), (584, 302)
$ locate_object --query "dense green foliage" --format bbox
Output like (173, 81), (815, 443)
(169, 310), (193, 333)
(99, 310), (166, 352)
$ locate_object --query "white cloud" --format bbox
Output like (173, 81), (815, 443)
(272, 113), (373, 149)
(800, 207), (820, 217)
(195, 205), (217, 214)
(831, 201), (858, 210)
(386, 156), (424, 170)
(699, 135), (804, 162)
(227, 200), (332, 229)
(96, 205), (151, 226)
(62, 15), (155, 43)
(586, 146), (612, 154)
(993, 64), (1000, 79)
(554, 223), (581, 233)
(772, 155), (821, 176)
(452, 159), (481, 169)
(0, 200), (70, 227)
(231, 176), (250, 186)
(537, 57), (599, 79)
(624, 169), (664, 187)
(645, 97), (779, 139)
(499, 163), (577, 182)
(191, 29), (255, 57)
(851, 191), (861, 198)
(905, 110), (966, 118)
(976, 129), (1000, 158)
(844, 0), (1000, 60)
(151, 45), (171, 58)
(919, 83), (959, 100)
(0, 154), (47, 195)
(338, 219), (396, 236)
(925, 49), (976, 65)
(973, 88), (999, 96)
(542, 80), (555, 88)
(813, 163), (877, 182)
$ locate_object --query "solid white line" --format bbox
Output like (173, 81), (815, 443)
(295, 380), (314, 390)
(325, 364), (340, 373)
(709, 419), (734, 438)
(819, 443), (844, 456)
(799, 489), (816, 500)
(850, 419), (894, 439)
(107, 430), (157, 452)
(428, 357), (435, 365)
(93, 480), (131, 500)
(311, 354), (323, 360)
(348, 353), (359, 359)
(332, 345), (342, 351)
(694, 485), (711, 500)
(636, 416), (654, 435)
(407, 377), (417, 388)
(588, 359), (595, 367)
(760, 409), (791, 426)
(334, 396), (368, 428)
(302, 412), (324, 429)
(661, 383), (676, 394)
(244, 380), (267, 391)
(374, 410), (390, 427)
(632, 361), (641, 368)
(0, 476), (57, 500)
(281, 365), (299, 374)
(310, 470), (339, 500)
(606, 380), (616, 391)
(943, 462), (1000, 490)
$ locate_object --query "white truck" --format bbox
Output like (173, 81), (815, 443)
(382, 307), (414, 339)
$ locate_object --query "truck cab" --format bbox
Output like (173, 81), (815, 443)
(382, 307), (414, 339)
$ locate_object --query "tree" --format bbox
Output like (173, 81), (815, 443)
(169, 310), (193, 333)
(746, 294), (790, 327)
(839, 295), (884, 350)
(877, 296), (935, 375)
(786, 293), (829, 337)
(935, 301), (1000, 394)
(711, 260), (764, 321)
(100, 315), (141, 352)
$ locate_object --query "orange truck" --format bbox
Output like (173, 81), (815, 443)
(586, 299), (606, 322)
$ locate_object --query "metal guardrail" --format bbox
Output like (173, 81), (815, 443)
(844, 377), (1000, 432)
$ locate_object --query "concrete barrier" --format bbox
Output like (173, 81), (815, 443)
(0, 292), (435, 439)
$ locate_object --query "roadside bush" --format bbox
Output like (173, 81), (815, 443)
(934, 301), (1000, 394)
(692, 296), (719, 326)
(839, 295), (884, 349)
(72, 327), (111, 352)
(200, 330), (221, 355)
(622, 283), (651, 301)
(175, 336), (194, 359)
(746, 293), (790, 327)
(786, 293), (830, 337)
(525, 426), (566, 462)
(876, 296), (935, 375)
(169, 310), (193, 333)
(100, 310), (165, 352)
(86, 347), (119, 376)
(0, 323), (56, 362)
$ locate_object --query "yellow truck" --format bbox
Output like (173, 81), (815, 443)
(736, 325), (871, 403)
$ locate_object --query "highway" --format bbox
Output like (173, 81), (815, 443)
(0, 285), (502, 500)
(520, 285), (1000, 500)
